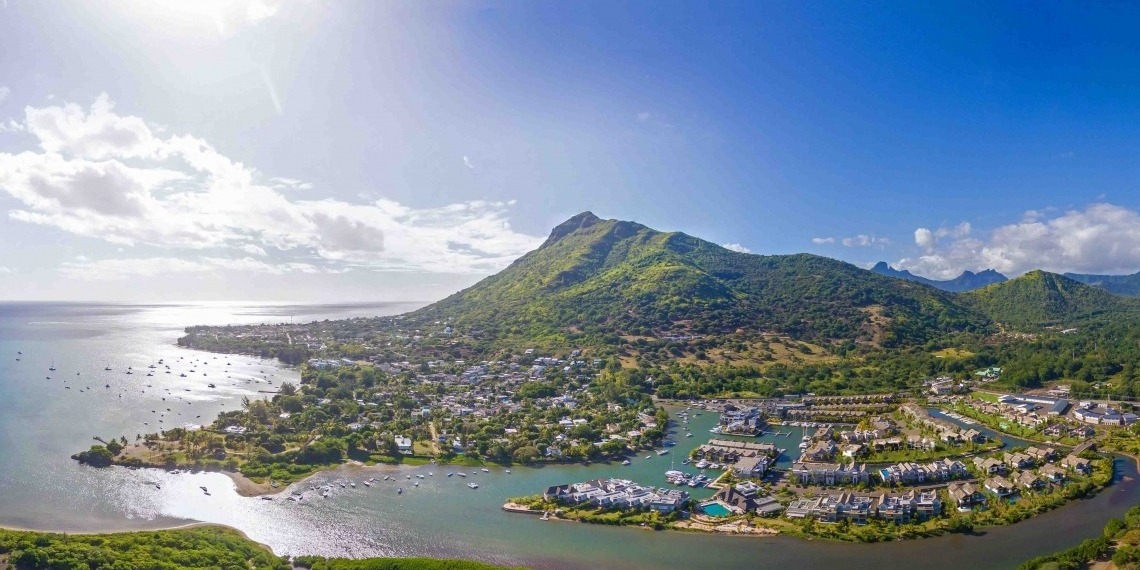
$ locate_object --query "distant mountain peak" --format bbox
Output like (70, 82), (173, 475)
(543, 211), (602, 245)
(870, 261), (1007, 292)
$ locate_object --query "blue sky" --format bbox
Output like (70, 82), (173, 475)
(2, 1), (1140, 301)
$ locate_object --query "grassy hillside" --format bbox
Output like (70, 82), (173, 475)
(414, 212), (990, 348)
(961, 270), (1140, 329)
(0, 526), (516, 570)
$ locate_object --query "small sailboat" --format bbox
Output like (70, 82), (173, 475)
(49, 359), (56, 371)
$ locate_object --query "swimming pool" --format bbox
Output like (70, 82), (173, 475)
(701, 502), (732, 517)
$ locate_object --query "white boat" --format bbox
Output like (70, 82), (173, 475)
(467, 482), (479, 489)
(504, 469), (511, 474)
(695, 459), (709, 469)
(481, 468), (490, 472)
(657, 449), (669, 455)
(621, 460), (631, 466)
(363, 481), (371, 487)
(457, 472), (466, 477)
(448, 472), (454, 477)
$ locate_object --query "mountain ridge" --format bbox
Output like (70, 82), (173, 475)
(871, 261), (1008, 292)
(1064, 270), (1140, 297)
(413, 213), (991, 347)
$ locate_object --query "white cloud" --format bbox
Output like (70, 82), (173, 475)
(241, 244), (268, 256)
(811, 237), (835, 245)
(914, 228), (935, 250)
(0, 266), (12, 274)
(0, 86), (9, 104)
(898, 203), (1140, 278)
(246, 1), (278, 24)
(462, 156), (475, 170)
(58, 256), (323, 280)
(841, 234), (890, 248)
(0, 94), (545, 277)
(721, 243), (751, 254)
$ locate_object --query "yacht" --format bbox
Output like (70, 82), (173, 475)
(467, 482), (479, 489)
(364, 480), (371, 487)
(656, 449), (669, 455)
(457, 472), (466, 477)
(504, 469), (510, 474)
(621, 459), (631, 466)
(480, 468), (490, 473)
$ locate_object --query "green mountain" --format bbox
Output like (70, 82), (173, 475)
(413, 212), (990, 347)
(1064, 270), (1140, 297)
(961, 270), (1140, 329)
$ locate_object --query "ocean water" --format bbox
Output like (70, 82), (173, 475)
(0, 301), (1135, 569)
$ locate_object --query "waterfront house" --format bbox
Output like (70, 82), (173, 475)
(1003, 451), (1035, 470)
(784, 497), (822, 519)
(1015, 470), (1045, 491)
(1040, 463), (1066, 483)
(802, 441), (837, 461)
(1025, 446), (1057, 463)
(715, 482), (784, 517)
(962, 429), (986, 443)
(1061, 454), (1092, 475)
(973, 456), (1006, 475)
(815, 492), (874, 524)
(791, 461), (869, 486)
(546, 478), (690, 514)
(946, 481), (984, 509)
(984, 475), (1015, 497)
(732, 455), (770, 478)
(395, 436), (413, 453)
